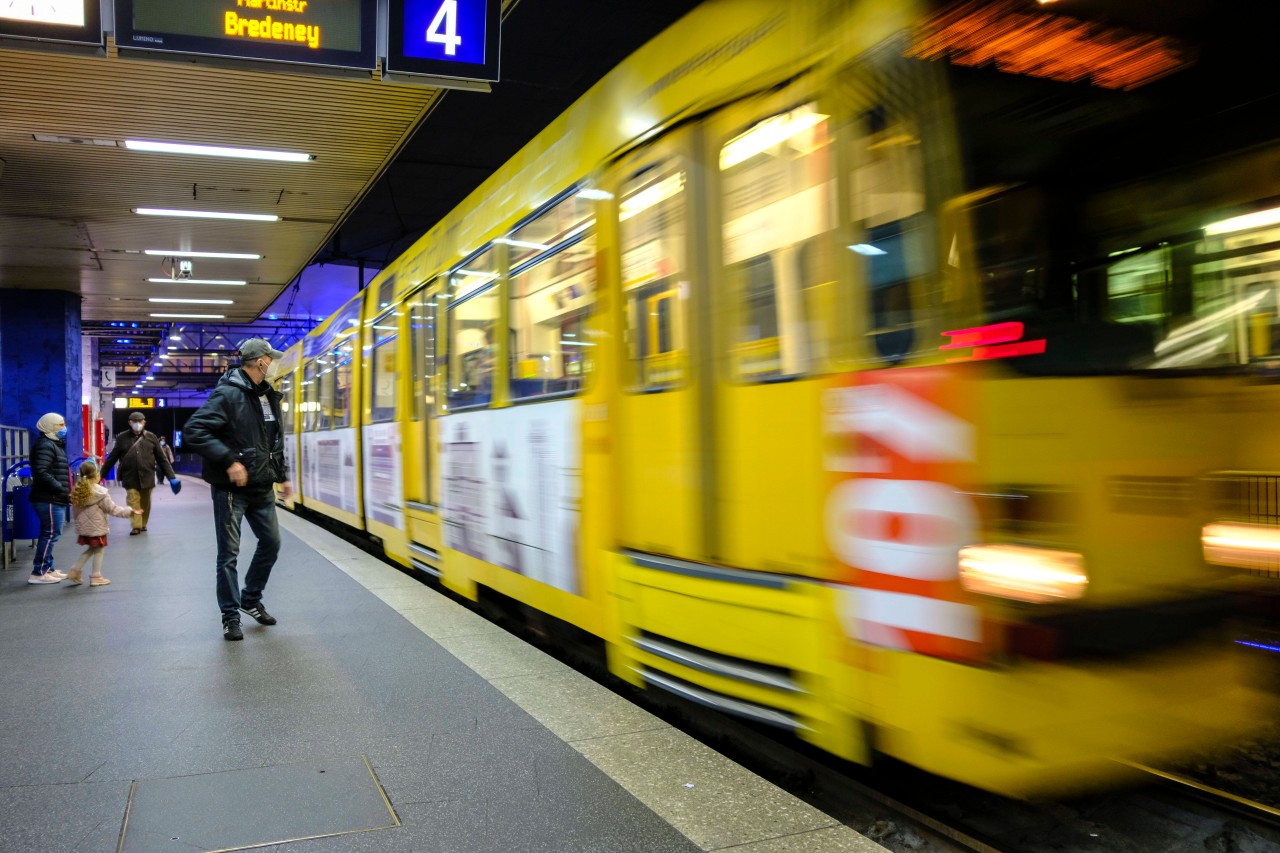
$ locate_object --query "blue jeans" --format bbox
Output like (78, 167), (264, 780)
(31, 502), (67, 576)
(211, 486), (281, 623)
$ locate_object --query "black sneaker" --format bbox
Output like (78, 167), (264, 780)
(223, 620), (244, 641)
(240, 603), (277, 625)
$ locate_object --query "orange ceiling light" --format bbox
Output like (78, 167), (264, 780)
(906, 0), (1193, 91)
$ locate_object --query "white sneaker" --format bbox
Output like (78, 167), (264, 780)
(27, 574), (63, 584)
(47, 570), (67, 580)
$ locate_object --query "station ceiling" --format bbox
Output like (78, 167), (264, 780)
(0, 0), (704, 371)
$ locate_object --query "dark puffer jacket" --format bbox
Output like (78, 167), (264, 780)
(30, 434), (70, 505)
(102, 429), (176, 490)
(184, 367), (288, 490)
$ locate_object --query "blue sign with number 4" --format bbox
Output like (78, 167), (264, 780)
(402, 0), (487, 65)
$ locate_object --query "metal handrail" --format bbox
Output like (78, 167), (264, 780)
(1, 425), (30, 569)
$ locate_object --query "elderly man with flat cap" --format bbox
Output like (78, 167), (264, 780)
(103, 411), (180, 535)
(184, 338), (293, 641)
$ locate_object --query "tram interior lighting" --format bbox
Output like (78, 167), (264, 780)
(145, 250), (261, 260)
(577, 189), (613, 200)
(619, 173), (685, 222)
(148, 278), (247, 286)
(849, 244), (887, 255)
(1204, 205), (1280, 236)
(124, 140), (313, 162)
(151, 313), (226, 319)
(959, 544), (1087, 603)
(494, 238), (552, 251)
(719, 108), (827, 170)
(134, 208), (279, 222)
(1202, 522), (1280, 570)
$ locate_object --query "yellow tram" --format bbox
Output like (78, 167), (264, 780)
(272, 0), (1280, 796)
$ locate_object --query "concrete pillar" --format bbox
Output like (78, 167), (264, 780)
(0, 290), (83, 460)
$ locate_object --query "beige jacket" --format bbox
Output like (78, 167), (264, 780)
(72, 484), (133, 537)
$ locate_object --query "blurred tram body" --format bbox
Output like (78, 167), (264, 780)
(271, 0), (1280, 796)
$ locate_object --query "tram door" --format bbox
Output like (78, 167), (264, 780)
(703, 98), (838, 576)
(612, 132), (706, 560)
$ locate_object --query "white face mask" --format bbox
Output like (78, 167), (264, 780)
(131, 422), (143, 433)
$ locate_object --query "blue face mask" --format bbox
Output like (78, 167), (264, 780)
(54, 428), (67, 440)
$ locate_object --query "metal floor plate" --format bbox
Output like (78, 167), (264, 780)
(119, 756), (399, 852)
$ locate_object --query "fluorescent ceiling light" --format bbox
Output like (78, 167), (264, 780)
(720, 107), (827, 170)
(150, 313), (226, 319)
(135, 208), (279, 222)
(577, 189), (613, 200)
(124, 139), (313, 162)
(148, 277), (246, 286)
(145, 250), (261, 260)
(149, 298), (234, 305)
(169, 335), (181, 341)
(620, 173), (684, 222)
(1205, 205), (1280, 236)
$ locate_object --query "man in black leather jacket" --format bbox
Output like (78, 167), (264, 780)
(184, 339), (293, 641)
(102, 411), (179, 535)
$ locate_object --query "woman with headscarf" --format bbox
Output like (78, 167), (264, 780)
(29, 412), (71, 584)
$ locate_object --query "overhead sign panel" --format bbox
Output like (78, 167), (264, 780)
(387, 0), (501, 83)
(0, 0), (102, 46)
(113, 0), (377, 72)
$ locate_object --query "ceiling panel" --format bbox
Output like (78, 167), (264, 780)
(0, 38), (442, 323)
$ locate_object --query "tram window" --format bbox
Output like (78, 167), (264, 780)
(317, 353), (335, 430)
(333, 344), (354, 428)
(409, 288), (438, 421)
(277, 373), (294, 433)
(510, 235), (596, 401)
(721, 103), (837, 379)
(447, 291), (499, 409)
(370, 310), (399, 423)
(622, 163), (687, 390)
(849, 105), (928, 364)
(302, 361), (320, 432)
(509, 192), (594, 268)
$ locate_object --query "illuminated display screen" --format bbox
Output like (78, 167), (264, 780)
(0, 0), (102, 45)
(388, 0), (500, 82)
(113, 0), (376, 71)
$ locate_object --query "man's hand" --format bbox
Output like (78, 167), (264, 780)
(278, 481), (294, 500)
(227, 461), (248, 487)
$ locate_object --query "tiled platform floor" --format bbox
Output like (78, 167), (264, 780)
(0, 477), (884, 853)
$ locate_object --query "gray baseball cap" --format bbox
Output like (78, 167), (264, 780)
(239, 338), (285, 360)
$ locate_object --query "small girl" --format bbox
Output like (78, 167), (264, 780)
(67, 460), (141, 586)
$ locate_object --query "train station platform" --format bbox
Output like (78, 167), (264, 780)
(0, 476), (884, 853)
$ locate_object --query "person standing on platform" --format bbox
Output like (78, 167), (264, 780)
(184, 339), (293, 642)
(155, 436), (175, 486)
(67, 459), (142, 586)
(28, 412), (70, 584)
(102, 412), (180, 535)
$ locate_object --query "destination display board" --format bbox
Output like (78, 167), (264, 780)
(387, 0), (501, 82)
(113, 0), (377, 71)
(0, 0), (103, 46)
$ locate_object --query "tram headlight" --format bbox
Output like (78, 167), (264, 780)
(958, 544), (1088, 603)
(1202, 522), (1280, 570)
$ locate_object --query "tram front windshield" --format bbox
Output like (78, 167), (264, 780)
(947, 0), (1280, 374)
